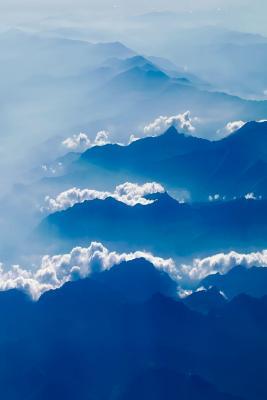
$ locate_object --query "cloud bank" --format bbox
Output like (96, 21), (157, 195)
(0, 242), (176, 300)
(180, 249), (267, 282)
(43, 182), (165, 213)
(62, 131), (110, 152)
(1, 244), (267, 300)
(143, 111), (196, 136)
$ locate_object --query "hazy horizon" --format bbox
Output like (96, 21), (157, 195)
(1, 0), (267, 37)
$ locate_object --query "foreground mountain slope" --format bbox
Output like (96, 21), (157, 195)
(1, 258), (267, 399)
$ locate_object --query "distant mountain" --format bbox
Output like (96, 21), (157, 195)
(152, 121), (267, 199)
(1, 28), (267, 193)
(63, 121), (267, 201)
(37, 192), (267, 257)
(127, 23), (267, 97)
(102, 64), (170, 92)
(80, 125), (211, 165)
(103, 55), (158, 73)
(201, 266), (267, 300)
(172, 32), (267, 98)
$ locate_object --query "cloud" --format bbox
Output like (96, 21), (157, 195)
(0, 242), (176, 300)
(43, 182), (165, 213)
(180, 249), (267, 282)
(143, 111), (196, 136)
(208, 194), (226, 201)
(217, 120), (246, 137)
(62, 130), (110, 152)
(244, 192), (257, 200)
(2, 244), (267, 300)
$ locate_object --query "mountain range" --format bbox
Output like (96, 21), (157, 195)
(1, 257), (267, 400)
(37, 190), (267, 257)
(1, 28), (267, 194)
(56, 121), (267, 202)
(2, 12), (267, 400)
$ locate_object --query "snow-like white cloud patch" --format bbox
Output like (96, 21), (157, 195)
(217, 120), (245, 137)
(208, 194), (226, 202)
(43, 182), (165, 213)
(0, 242), (176, 300)
(62, 130), (110, 152)
(143, 111), (197, 136)
(244, 192), (257, 200)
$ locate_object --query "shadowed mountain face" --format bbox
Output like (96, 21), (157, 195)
(38, 192), (267, 257)
(1, 258), (267, 400)
(118, 369), (242, 400)
(60, 121), (267, 201)
(80, 125), (211, 164)
(201, 266), (267, 300)
(93, 258), (177, 302)
(182, 287), (227, 314)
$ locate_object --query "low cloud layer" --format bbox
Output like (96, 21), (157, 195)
(180, 249), (267, 282)
(0, 242), (176, 300)
(143, 111), (196, 136)
(43, 182), (165, 213)
(62, 131), (110, 152)
(1, 244), (267, 300)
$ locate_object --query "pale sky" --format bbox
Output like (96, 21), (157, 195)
(0, 0), (266, 35)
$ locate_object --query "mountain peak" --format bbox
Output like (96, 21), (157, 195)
(161, 125), (180, 137)
(144, 191), (174, 202)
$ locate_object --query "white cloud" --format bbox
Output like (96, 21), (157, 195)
(0, 242), (176, 300)
(217, 120), (246, 137)
(43, 182), (165, 213)
(62, 130), (110, 152)
(143, 111), (196, 136)
(244, 192), (257, 200)
(208, 194), (225, 202)
(180, 249), (267, 282)
(2, 244), (267, 301)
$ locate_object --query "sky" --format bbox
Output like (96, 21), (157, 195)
(0, 0), (267, 35)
